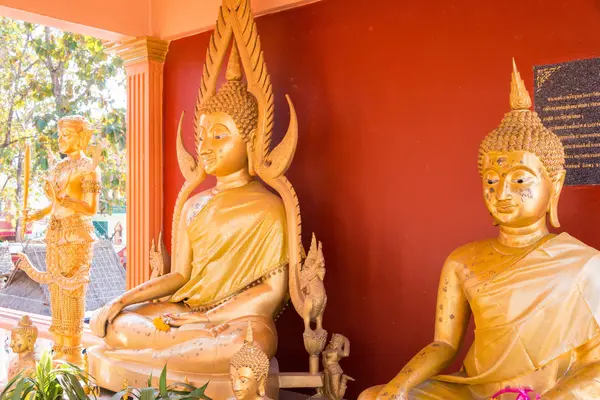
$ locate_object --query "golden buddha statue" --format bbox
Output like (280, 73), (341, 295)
(359, 60), (600, 400)
(8, 315), (38, 380)
(229, 322), (273, 400)
(16, 115), (101, 365)
(87, 1), (329, 397)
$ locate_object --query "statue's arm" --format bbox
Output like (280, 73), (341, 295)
(342, 336), (350, 357)
(26, 204), (53, 222)
(166, 267), (286, 326)
(377, 258), (470, 398)
(117, 198), (193, 307)
(542, 336), (600, 398)
(57, 169), (101, 216)
(204, 270), (286, 324)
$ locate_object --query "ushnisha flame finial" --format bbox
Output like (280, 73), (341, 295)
(226, 44), (243, 82)
(510, 58), (532, 111)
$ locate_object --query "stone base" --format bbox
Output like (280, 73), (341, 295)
(88, 345), (280, 399)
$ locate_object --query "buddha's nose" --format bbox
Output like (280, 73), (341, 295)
(199, 142), (213, 155)
(496, 179), (512, 201)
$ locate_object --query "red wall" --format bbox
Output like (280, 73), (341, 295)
(163, 0), (600, 397)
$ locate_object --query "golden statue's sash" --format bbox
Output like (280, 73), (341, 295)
(170, 181), (288, 309)
(436, 233), (600, 385)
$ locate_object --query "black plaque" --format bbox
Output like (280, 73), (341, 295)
(534, 58), (600, 186)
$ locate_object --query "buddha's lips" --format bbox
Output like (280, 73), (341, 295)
(495, 203), (517, 213)
(202, 157), (216, 165)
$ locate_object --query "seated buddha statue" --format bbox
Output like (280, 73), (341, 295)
(89, 49), (288, 376)
(359, 60), (600, 400)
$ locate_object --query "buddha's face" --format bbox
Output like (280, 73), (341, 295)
(10, 332), (30, 354)
(230, 366), (262, 400)
(58, 126), (82, 154)
(198, 112), (248, 176)
(482, 151), (560, 228)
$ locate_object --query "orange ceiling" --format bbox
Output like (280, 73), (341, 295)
(0, 0), (321, 41)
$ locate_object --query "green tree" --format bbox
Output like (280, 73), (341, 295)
(0, 18), (126, 239)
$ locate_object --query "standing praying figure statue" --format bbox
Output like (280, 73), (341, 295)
(16, 115), (101, 366)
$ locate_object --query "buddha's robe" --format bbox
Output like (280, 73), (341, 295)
(100, 181), (287, 372)
(364, 233), (600, 400)
(170, 180), (288, 312)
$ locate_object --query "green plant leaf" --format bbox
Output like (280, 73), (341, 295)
(147, 371), (153, 388)
(10, 376), (25, 400)
(139, 387), (156, 400)
(159, 364), (168, 397)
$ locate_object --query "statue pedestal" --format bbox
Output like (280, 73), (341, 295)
(88, 345), (280, 399)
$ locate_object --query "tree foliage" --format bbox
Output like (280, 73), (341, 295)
(0, 17), (126, 226)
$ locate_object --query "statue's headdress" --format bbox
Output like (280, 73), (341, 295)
(478, 59), (565, 178)
(58, 115), (93, 150)
(230, 321), (270, 382)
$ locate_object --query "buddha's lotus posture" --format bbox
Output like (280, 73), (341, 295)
(88, 1), (317, 395)
(90, 55), (287, 372)
(359, 61), (600, 400)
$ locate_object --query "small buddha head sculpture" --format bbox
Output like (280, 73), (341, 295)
(10, 315), (38, 355)
(57, 115), (93, 154)
(230, 321), (270, 400)
(478, 60), (566, 229)
(196, 45), (259, 177)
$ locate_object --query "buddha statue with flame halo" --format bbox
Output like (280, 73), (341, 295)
(88, 0), (322, 397)
(359, 61), (600, 400)
(90, 45), (286, 377)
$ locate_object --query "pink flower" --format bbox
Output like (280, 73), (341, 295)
(491, 387), (541, 400)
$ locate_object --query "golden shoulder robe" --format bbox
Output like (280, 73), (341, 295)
(170, 181), (288, 311)
(408, 233), (600, 399)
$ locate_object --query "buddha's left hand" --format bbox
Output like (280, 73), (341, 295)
(162, 311), (210, 327)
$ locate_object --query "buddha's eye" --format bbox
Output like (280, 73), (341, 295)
(511, 171), (535, 185)
(484, 174), (499, 185)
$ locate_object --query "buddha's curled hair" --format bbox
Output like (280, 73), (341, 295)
(196, 81), (259, 147)
(478, 110), (566, 179)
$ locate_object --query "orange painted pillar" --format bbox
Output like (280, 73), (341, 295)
(114, 38), (170, 289)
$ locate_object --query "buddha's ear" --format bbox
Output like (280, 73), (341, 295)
(549, 170), (565, 228)
(258, 376), (267, 397)
(247, 129), (257, 176)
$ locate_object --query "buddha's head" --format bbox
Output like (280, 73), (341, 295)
(57, 115), (92, 154)
(230, 321), (270, 400)
(10, 315), (37, 354)
(196, 46), (258, 177)
(478, 60), (566, 229)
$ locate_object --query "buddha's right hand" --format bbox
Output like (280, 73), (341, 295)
(90, 298), (125, 337)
